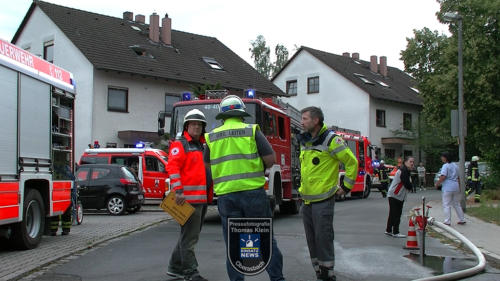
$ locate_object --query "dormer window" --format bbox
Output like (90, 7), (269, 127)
(354, 73), (375, 85)
(203, 57), (224, 70)
(130, 45), (154, 59)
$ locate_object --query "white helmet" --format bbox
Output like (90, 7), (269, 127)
(471, 156), (479, 162)
(380, 160), (385, 164)
(215, 95), (251, 120)
(183, 109), (207, 129)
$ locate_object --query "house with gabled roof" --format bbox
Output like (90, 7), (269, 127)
(272, 46), (422, 161)
(12, 0), (283, 159)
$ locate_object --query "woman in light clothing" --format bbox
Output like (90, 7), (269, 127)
(435, 152), (465, 225)
(385, 156), (415, 238)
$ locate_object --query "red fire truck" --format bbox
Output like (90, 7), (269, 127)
(0, 39), (75, 249)
(332, 126), (375, 200)
(158, 92), (302, 214)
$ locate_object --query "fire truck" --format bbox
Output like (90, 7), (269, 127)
(332, 126), (375, 200)
(0, 39), (75, 249)
(158, 91), (303, 214)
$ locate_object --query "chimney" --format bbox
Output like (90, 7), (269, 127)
(149, 13), (160, 42)
(352, 52), (360, 60)
(135, 14), (145, 24)
(161, 14), (172, 45)
(379, 56), (388, 77)
(342, 52), (350, 57)
(123, 11), (133, 21)
(370, 55), (378, 73)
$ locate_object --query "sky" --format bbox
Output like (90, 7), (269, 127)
(0, 0), (450, 71)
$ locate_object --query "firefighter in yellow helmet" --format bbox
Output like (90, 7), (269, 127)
(298, 106), (358, 281)
(467, 156), (482, 202)
(204, 95), (285, 281)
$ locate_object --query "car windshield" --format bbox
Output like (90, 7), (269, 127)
(171, 103), (257, 137)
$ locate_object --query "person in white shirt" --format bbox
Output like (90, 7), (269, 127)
(435, 152), (465, 225)
(417, 162), (426, 190)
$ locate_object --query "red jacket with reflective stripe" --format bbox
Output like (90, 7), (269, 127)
(166, 131), (208, 204)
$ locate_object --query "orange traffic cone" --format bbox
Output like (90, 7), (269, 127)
(403, 217), (419, 250)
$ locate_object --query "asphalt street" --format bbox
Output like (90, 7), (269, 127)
(20, 190), (500, 281)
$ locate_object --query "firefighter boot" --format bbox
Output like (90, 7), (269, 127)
(50, 216), (60, 236)
(317, 266), (336, 281)
(474, 194), (481, 203)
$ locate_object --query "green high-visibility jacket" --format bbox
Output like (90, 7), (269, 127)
(205, 118), (265, 195)
(298, 125), (358, 204)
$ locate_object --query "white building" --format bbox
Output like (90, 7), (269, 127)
(273, 47), (422, 161)
(12, 1), (283, 159)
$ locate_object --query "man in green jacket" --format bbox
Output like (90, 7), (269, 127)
(298, 106), (358, 281)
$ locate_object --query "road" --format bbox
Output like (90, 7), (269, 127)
(19, 190), (499, 281)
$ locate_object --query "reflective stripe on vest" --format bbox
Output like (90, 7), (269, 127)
(210, 152), (260, 165)
(170, 173), (181, 179)
(183, 185), (206, 191)
(300, 186), (337, 201)
(184, 194), (207, 201)
(208, 127), (253, 142)
(343, 177), (355, 186)
(213, 171), (265, 185)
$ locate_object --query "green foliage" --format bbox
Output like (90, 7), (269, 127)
(401, 0), (500, 175)
(483, 169), (500, 190)
(467, 201), (500, 225)
(249, 35), (290, 79)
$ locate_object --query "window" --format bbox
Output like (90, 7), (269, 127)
(376, 110), (386, 127)
(403, 113), (412, 130)
(277, 116), (285, 139)
(108, 87), (128, 112)
(76, 168), (89, 181)
(385, 149), (395, 159)
(145, 156), (165, 172)
(286, 80), (297, 95)
(262, 111), (276, 136)
(307, 76), (319, 94)
(354, 73), (375, 85)
(44, 41), (54, 63)
(165, 94), (180, 116)
(202, 57), (224, 70)
(91, 168), (111, 180)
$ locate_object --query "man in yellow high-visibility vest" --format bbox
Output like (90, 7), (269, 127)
(298, 106), (358, 281)
(204, 95), (285, 281)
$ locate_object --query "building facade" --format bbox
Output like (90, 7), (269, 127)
(273, 47), (422, 161)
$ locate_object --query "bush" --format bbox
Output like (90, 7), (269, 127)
(482, 189), (500, 201)
(483, 169), (500, 190)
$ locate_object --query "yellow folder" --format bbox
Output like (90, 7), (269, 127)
(160, 192), (195, 226)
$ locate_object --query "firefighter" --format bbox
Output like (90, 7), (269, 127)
(297, 106), (358, 281)
(378, 160), (389, 198)
(204, 95), (285, 281)
(50, 207), (72, 236)
(467, 156), (482, 203)
(166, 109), (210, 281)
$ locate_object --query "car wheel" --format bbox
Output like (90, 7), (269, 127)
(107, 195), (126, 215)
(76, 201), (84, 225)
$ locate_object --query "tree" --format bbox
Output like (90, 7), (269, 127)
(272, 44), (289, 77)
(401, 0), (500, 175)
(249, 35), (272, 79)
(249, 35), (290, 79)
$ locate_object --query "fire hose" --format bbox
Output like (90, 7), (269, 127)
(412, 217), (486, 281)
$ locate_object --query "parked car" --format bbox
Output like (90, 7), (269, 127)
(75, 164), (145, 215)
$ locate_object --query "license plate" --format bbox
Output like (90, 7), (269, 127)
(138, 194), (144, 200)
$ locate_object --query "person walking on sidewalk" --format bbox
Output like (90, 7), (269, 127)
(417, 162), (426, 190)
(298, 106), (358, 281)
(204, 95), (285, 281)
(385, 156), (415, 238)
(435, 152), (466, 226)
(166, 109), (211, 281)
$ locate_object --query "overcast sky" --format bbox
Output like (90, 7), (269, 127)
(0, 0), (450, 70)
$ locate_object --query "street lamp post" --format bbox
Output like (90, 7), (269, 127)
(443, 12), (466, 210)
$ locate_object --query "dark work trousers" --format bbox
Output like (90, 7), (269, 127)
(386, 197), (404, 235)
(168, 204), (207, 277)
(302, 196), (336, 281)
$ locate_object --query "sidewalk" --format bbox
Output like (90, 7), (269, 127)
(0, 210), (171, 281)
(425, 199), (500, 263)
